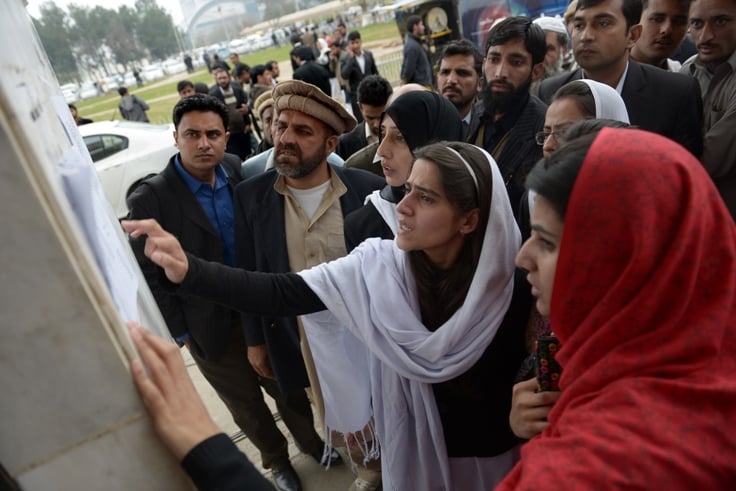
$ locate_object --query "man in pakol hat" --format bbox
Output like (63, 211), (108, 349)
(235, 80), (385, 491)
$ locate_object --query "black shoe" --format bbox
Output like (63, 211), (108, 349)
(308, 446), (343, 467)
(271, 462), (302, 491)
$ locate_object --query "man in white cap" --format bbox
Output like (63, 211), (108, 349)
(533, 15), (571, 79)
(235, 80), (385, 491)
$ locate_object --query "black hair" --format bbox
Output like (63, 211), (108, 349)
(641, 0), (691, 9)
(212, 64), (230, 75)
(172, 94), (229, 131)
(177, 80), (194, 93)
(526, 120), (631, 219)
(357, 75), (393, 106)
(576, 0), (643, 30)
(293, 45), (315, 61)
(406, 15), (423, 33)
(68, 103), (77, 110)
(234, 63), (251, 78)
(194, 82), (209, 94)
(440, 39), (484, 76)
(551, 80), (597, 118)
(266, 60), (278, 71)
(409, 141), (492, 329)
(117, 86), (128, 96)
(347, 30), (361, 42)
(250, 64), (267, 83)
(485, 16), (547, 66)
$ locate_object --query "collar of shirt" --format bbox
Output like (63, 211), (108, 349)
(364, 121), (378, 144)
(582, 61), (629, 94)
(173, 154), (229, 194)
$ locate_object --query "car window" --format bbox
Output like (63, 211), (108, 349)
(83, 134), (129, 162)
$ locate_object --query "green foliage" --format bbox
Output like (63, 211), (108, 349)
(31, 0), (179, 82)
(33, 3), (77, 83)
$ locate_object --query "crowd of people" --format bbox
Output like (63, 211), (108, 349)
(119, 0), (735, 489)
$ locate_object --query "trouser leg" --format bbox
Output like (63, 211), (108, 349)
(261, 377), (323, 454)
(189, 324), (288, 469)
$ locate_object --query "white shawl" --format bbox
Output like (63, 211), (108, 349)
(299, 149), (520, 489)
(365, 189), (399, 236)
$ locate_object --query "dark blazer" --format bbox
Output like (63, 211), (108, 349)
(336, 121), (369, 160)
(466, 96), (547, 217)
(208, 83), (249, 129)
(538, 61), (703, 157)
(340, 49), (379, 94)
(235, 165), (384, 391)
(292, 60), (332, 95)
(127, 153), (244, 361)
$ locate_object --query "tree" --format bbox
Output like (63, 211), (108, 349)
(106, 6), (144, 70)
(68, 5), (114, 78)
(33, 2), (78, 83)
(135, 0), (178, 60)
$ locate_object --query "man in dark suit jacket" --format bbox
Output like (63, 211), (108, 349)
(538, 0), (703, 157)
(340, 30), (379, 122)
(466, 17), (548, 220)
(291, 45), (332, 95)
(127, 95), (319, 491)
(238, 81), (384, 489)
(336, 74), (392, 160)
(208, 67), (253, 160)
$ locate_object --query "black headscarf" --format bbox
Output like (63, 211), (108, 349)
(383, 91), (464, 152)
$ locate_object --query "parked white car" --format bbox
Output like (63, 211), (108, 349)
(162, 58), (187, 75)
(60, 83), (79, 104)
(78, 81), (101, 100)
(140, 64), (165, 83)
(78, 121), (175, 218)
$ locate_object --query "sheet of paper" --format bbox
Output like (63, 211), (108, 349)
(52, 96), (139, 322)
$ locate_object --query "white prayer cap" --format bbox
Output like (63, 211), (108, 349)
(533, 15), (568, 35)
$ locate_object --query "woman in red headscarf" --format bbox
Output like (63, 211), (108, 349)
(501, 126), (736, 489)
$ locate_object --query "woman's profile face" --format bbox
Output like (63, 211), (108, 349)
(395, 158), (478, 269)
(543, 98), (587, 158)
(515, 193), (563, 317)
(376, 114), (414, 187)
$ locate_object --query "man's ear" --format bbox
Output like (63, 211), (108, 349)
(460, 208), (480, 235)
(531, 62), (546, 82)
(627, 24), (643, 48)
(325, 133), (339, 154)
(173, 131), (179, 149)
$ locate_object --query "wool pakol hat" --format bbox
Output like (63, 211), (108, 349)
(272, 80), (356, 134)
(253, 90), (274, 120)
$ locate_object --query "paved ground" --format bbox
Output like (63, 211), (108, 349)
(183, 349), (357, 490)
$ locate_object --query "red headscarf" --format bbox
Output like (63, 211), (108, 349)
(497, 128), (736, 490)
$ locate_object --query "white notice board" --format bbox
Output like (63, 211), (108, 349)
(0, 0), (190, 488)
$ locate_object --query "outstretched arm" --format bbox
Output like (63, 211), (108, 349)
(121, 219), (326, 316)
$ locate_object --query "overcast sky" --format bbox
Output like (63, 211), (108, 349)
(26, 0), (185, 25)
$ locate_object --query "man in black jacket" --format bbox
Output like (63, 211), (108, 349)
(538, 0), (703, 157)
(336, 74), (392, 161)
(340, 30), (380, 122)
(208, 67), (253, 160)
(291, 45), (332, 96)
(466, 17), (548, 219)
(128, 95), (323, 491)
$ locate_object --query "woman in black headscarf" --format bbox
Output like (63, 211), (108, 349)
(343, 90), (464, 250)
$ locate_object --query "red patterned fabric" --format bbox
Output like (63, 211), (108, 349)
(497, 128), (736, 490)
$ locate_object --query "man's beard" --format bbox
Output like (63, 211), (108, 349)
(481, 76), (532, 117)
(274, 142), (326, 178)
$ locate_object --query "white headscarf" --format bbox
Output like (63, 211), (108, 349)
(578, 79), (630, 123)
(299, 146), (520, 489)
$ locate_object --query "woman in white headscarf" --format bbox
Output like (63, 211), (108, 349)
(537, 79), (630, 158)
(124, 141), (526, 490)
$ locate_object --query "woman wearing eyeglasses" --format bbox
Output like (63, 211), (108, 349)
(536, 79), (630, 158)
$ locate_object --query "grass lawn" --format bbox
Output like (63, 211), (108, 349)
(74, 21), (402, 125)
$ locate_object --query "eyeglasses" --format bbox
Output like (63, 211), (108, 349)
(535, 129), (568, 146)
